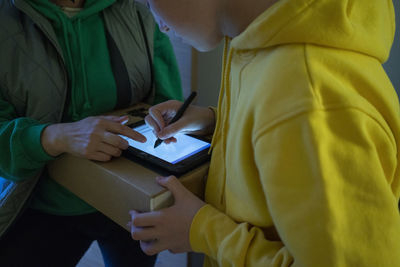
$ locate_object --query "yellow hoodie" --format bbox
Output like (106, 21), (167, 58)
(189, 0), (400, 266)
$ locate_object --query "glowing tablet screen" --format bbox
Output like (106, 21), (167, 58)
(121, 124), (210, 164)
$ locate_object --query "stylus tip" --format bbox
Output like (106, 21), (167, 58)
(154, 138), (163, 148)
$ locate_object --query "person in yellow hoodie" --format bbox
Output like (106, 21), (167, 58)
(129, 0), (400, 266)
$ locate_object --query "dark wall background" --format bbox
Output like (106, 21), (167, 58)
(384, 0), (400, 95)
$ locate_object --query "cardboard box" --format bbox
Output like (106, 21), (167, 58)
(47, 104), (209, 231)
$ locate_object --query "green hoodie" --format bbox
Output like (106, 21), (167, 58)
(13, 0), (183, 215)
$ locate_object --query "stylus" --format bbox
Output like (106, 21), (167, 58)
(154, 91), (197, 148)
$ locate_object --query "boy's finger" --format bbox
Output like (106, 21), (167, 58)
(131, 226), (157, 241)
(148, 107), (166, 132)
(129, 210), (139, 219)
(130, 210), (162, 227)
(163, 137), (177, 144)
(140, 239), (168, 256)
(159, 118), (187, 139)
(156, 176), (185, 200)
(145, 115), (161, 133)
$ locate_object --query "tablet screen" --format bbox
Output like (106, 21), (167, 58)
(120, 123), (210, 164)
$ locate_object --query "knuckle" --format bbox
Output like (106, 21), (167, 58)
(88, 132), (97, 140)
(92, 118), (101, 126)
(96, 119), (107, 129)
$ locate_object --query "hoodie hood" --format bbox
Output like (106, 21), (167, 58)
(26, 0), (116, 121)
(210, 0), (397, 201)
(232, 0), (395, 63)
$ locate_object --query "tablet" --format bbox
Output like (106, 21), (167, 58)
(120, 120), (211, 176)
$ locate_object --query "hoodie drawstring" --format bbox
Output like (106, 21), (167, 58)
(211, 37), (230, 149)
(57, 12), (78, 120)
(211, 36), (234, 206)
(77, 19), (91, 110)
(58, 14), (91, 120)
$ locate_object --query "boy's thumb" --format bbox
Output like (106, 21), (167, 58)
(156, 176), (182, 199)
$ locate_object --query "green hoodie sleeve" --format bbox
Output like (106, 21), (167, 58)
(152, 26), (183, 104)
(0, 94), (54, 182)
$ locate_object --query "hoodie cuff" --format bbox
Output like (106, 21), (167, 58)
(189, 204), (238, 258)
(20, 124), (55, 163)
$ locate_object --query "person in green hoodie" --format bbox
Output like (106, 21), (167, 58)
(0, 0), (182, 266)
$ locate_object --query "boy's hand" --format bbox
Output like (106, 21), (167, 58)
(145, 100), (215, 142)
(129, 176), (206, 255)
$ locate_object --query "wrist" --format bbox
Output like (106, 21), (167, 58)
(41, 124), (65, 157)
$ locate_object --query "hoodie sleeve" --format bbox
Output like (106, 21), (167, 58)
(152, 26), (183, 103)
(190, 108), (400, 266)
(0, 94), (54, 182)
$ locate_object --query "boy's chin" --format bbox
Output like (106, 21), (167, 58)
(192, 39), (223, 52)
